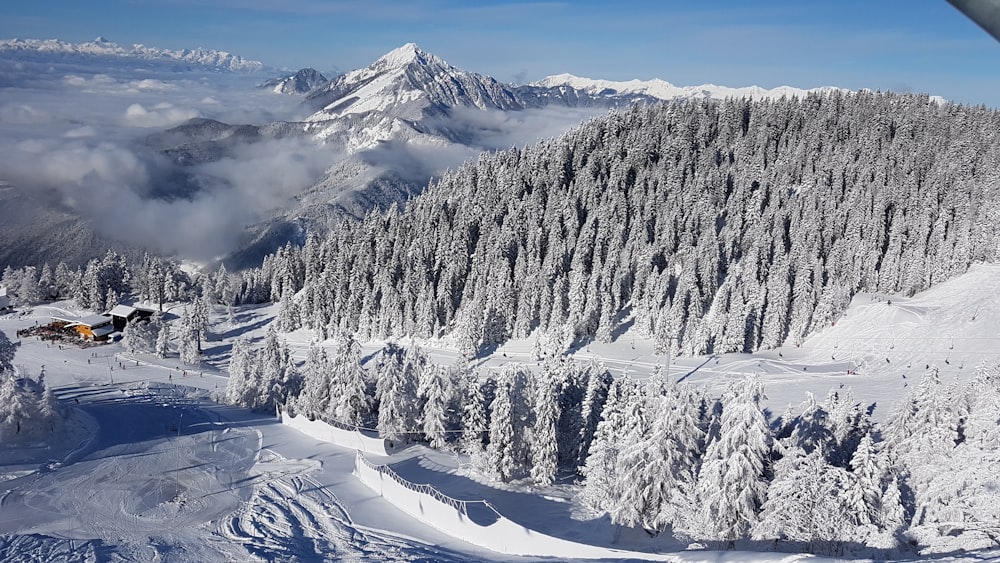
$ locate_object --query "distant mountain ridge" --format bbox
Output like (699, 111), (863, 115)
(534, 73), (846, 101)
(0, 37), (265, 72)
(300, 43), (653, 150)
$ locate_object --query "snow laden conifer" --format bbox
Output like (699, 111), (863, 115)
(418, 363), (449, 448)
(121, 319), (143, 354)
(275, 287), (301, 332)
(332, 332), (370, 426)
(888, 365), (1000, 552)
(225, 337), (258, 408)
(121, 318), (159, 355)
(153, 314), (170, 358)
(296, 344), (335, 419)
(0, 374), (30, 438)
(460, 373), (488, 456)
(375, 343), (420, 444)
(580, 377), (643, 513)
(0, 329), (18, 374)
(258, 328), (299, 411)
(884, 367), (957, 461)
(224, 330), (298, 412)
(487, 365), (531, 482)
(680, 376), (772, 545)
(825, 388), (871, 467)
(574, 361), (611, 468)
(178, 304), (207, 366)
(752, 448), (854, 552)
(788, 392), (836, 459)
(529, 372), (559, 486)
(843, 432), (883, 528)
(614, 382), (707, 533)
(873, 476), (905, 549)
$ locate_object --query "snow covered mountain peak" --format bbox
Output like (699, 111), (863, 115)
(374, 43), (441, 70)
(303, 43), (522, 136)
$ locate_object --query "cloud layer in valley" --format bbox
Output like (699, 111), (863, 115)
(0, 56), (330, 262)
(0, 51), (611, 265)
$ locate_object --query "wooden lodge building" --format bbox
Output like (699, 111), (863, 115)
(48, 304), (154, 342)
(50, 314), (116, 341)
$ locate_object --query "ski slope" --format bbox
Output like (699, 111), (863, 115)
(1, 264), (1000, 561)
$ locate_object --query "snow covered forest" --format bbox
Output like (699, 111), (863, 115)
(4, 89), (1000, 557)
(236, 91), (1000, 358)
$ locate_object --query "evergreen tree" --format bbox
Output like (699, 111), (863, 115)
(752, 448), (855, 552)
(529, 373), (559, 485)
(225, 338), (257, 408)
(258, 328), (298, 411)
(375, 343), (417, 443)
(575, 362), (612, 467)
(460, 374), (488, 455)
(276, 287), (301, 332)
(788, 392), (836, 460)
(581, 378), (643, 513)
(843, 432), (882, 528)
(297, 344), (334, 418)
(487, 365), (531, 482)
(419, 363), (450, 449)
(0, 330), (17, 374)
(154, 315), (170, 358)
(682, 377), (772, 544)
(332, 333), (370, 426)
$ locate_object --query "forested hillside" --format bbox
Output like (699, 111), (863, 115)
(240, 91), (1000, 357)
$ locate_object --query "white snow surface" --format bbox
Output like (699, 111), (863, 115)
(3, 264), (1000, 561)
(534, 73), (846, 102)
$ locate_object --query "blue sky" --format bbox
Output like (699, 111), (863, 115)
(3, 0), (999, 106)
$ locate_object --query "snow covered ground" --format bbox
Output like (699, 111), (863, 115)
(2, 264), (1000, 561)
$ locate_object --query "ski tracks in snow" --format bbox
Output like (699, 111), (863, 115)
(217, 448), (455, 562)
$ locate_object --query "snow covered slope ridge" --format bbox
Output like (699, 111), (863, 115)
(535, 73), (846, 101)
(260, 68), (330, 95)
(0, 36), (264, 72)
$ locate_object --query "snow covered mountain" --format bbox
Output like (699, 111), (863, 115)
(260, 68), (330, 95)
(156, 43), (867, 268)
(301, 43), (526, 146)
(0, 37), (264, 73)
(534, 73), (845, 101)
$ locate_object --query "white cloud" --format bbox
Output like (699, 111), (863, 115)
(123, 102), (200, 128)
(63, 126), (97, 138)
(0, 103), (52, 124)
(131, 78), (178, 92)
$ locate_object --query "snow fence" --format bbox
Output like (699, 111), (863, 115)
(280, 411), (389, 456)
(354, 452), (676, 560)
